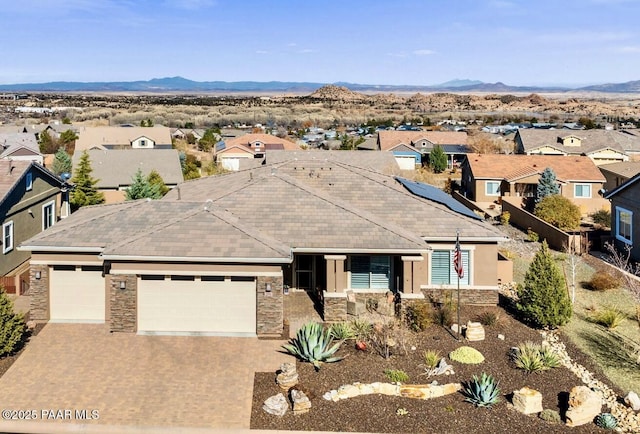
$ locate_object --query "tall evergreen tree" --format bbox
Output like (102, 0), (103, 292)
(51, 148), (72, 176)
(70, 151), (105, 211)
(536, 167), (559, 202)
(125, 169), (162, 200)
(517, 240), (572, 329)
(146, 170), (170, 196)
(429, 145), (448, 173)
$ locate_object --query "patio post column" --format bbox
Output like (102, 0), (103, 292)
(324, 255), (346, 293)
(401, 256), (424, 294)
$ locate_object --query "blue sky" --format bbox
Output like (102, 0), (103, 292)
(1, 0), (639, 86)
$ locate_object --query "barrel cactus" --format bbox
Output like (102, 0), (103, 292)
(595, 412), (618, 430)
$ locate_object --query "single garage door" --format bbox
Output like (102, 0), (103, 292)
(137, 276), (257, 336)
(49, 265), (106, 323)
(395, 155), (417, 171)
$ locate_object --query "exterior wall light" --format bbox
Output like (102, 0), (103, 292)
(119, 281), (126, 290)
(35, 271), (41, 280)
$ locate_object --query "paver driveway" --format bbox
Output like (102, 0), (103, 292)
(0, 324), (289, 430)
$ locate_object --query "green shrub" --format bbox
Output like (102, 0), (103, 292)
(474, 310), (500, 326)
(500, 211), (510, 226)
(590, 209), (611, 228)
(587, 273), (620, 291)
(329, 322), (355, 340)
(0, 288), (26, 357)
(591, 307), (625, 330)
(462, 373), (500, 408)
(517, 241), (572, 329)
(534, 194), (581, 231)
(404, 301), (433, 331)
(282, 322), (344, 371)
(512, 341), (560, 372)
(449, 346), (485, 364)
(384, 369), (409, 383)
(595, 412), (618, 430)
(539, 409), (561, 424)
(422, 349), (441, 370)
(527, 228), (539, 243)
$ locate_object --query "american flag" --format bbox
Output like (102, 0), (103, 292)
(453, 233), (464, 279)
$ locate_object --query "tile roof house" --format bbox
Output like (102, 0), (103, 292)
(1, 160), (67, 294)
(71, 149), (183, 203)
(604, 173), (640, 262)
(599, 161), (640, 191)
(21, 152), (506, 337)
(0, 133), (43, 164)
(377, 131), (469, 170)
(461, 153), (608, 214)
(74, 126), (173, 151)
(215, 133), (301, 170)
(514, 129), (636, 165)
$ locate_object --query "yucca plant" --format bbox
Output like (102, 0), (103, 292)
(462, 373), (500, 408)
(282, 322), (344, 371)
(512, 341), (560, 373)
(595, 412), (618, 430)
(539, 346), (561, 369)
(423, 349), (441, 370)
(329, 322), (355, 340)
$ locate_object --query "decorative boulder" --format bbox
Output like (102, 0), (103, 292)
(465, 321), (485, 341)
(263, 393), (288, 416)
(276, 362), (299, 391)
(291, 389), (311, 415)
(625, 391), (640, 411)
(512, 387), (543, 415)
(565, 386), (602, 427)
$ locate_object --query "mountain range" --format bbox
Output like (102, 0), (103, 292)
(0, 76), (639, 93)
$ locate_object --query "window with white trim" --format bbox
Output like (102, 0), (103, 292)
(574, 183), (591, 198)
(615, 207), (632, 245)
(42, 200), (55, 230)
(485, 181), (500, 196)
(2, 221), (13, 254)
(350, 256), (390, 289)
(26, 172), (33, 191)
(431, 250), (469, 285)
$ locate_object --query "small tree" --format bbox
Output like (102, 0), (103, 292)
(38, 130), (57, 154)
(534, 195), (581, 231)
(0, 287), (26, 357)
(51, 148), (72, 176)
(58, 129), (78, 153)
(198, 128), (218, 152)
(146, 170), (170, 196)
(429, 145), (447, 173)
(517, 240), (572, 328)
(536, 167), (560, 202)
(125, 169), (162, 200)
(70, 151), (105, 211)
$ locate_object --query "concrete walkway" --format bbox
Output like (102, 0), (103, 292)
(0, 324), (290, 431)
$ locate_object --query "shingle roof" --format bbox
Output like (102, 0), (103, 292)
(224, 133), (301, 151)
(516, 129), (639, 155)
(0, 161), (63, 209)
(0, 133), (40, 158)
(598, 161), (640, 179)
(378, 131), (468, 152)
(604, 172), (640, 199)
(465, 154), (605, 183)
(75, 126), (172, 150)
(72, 149), (183, 188)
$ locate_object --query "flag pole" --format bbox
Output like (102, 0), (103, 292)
(456, 230), (461, 341)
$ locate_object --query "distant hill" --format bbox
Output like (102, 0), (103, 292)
(0, 76), (638, 94)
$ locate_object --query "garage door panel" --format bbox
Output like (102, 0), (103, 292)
(49, 268), (105, 323)
(395, 156), (417, 170)
(137, 278), (256, 336)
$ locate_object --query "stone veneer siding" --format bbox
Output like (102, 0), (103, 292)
(256, 276), (283, 336)
(323, 294), (347, 322)
(422, 288), (498, 305)
(109, 274), (137, 333)
(29, 264), (49, 321)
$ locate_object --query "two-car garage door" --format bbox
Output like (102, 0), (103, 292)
(137, 276), (257, 336)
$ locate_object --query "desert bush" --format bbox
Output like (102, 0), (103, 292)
(474, 310), (500, 326)
(329, 322), (355, 340)
(404, 301), (433, 331)
(500, 211), (510, 226)
(384, 369), (409, 383)
(449, 346), (485, 364)
(0, 288), (26, 357)
(512, 341), (560, 372)
(350, 318), (372, 341)
(591, 307), (626, 330)
(422, 349), (441, 370)
(368, 319), (413, 359)
(527, 228), (539, 243)
(539, 409), (562, 423)
(534, 195), (581, 231)
(590, 209), (611, 228)
(587, 272), (620, 291)
(432, 303), (456, 327)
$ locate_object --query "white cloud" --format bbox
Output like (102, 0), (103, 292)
(413, 49), (436, 56)
(616, 45), (640, 53)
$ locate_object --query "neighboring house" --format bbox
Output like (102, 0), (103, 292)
(604, 173), (640, 262)
(71, 149), (183, 203)
(170, 128), (206, 141)
(22, 153), (506, 337)
(461, 154), (608, 214)
(514, 129), (635, 165)
(0, 133), (43, 164)
(215, 133), (300, 170)
(1, 160), (66, 294)
(599, 161), (640, 191)
(377, 131), (469, 170)
(75, 126), (173, 151)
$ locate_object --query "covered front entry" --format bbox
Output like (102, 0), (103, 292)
(137, 275), (257, 336)
(49, 265), (106, 323)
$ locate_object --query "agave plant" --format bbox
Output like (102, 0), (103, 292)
(462, 373), (501, 408)
(282, 322), (344, 371)
(595, 412), (618, 430)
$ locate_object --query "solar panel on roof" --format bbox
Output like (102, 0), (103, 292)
(395, 177), (482, 220)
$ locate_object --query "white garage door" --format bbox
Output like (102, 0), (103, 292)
(137, 276), (256, 336)
(395, 155), (417, 170)
(49, 265), (106, 323)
